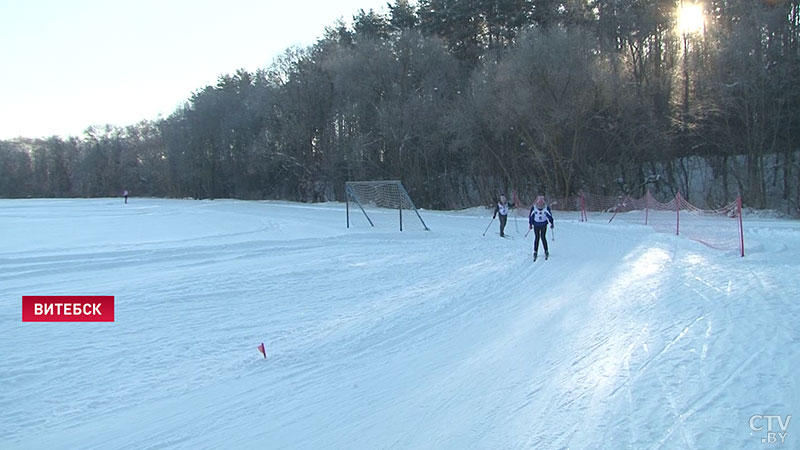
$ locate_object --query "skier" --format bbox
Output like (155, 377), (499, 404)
(493, 194), (512, 237)
(528, 196), (554, 261)
(123, 190), (129, 204)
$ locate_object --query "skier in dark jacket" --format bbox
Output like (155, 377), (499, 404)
(493, 194), (512, 237)
(528, 196), (554, 261)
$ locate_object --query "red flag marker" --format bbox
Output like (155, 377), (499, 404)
(257, 342), (266, 359)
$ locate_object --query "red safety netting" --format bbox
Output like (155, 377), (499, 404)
(511, 190), (744, 256)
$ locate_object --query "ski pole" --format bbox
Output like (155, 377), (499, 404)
(524, 227), (531, 238)
(482, 216), (495, 236)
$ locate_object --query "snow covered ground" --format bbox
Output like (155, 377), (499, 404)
(1, 198), (797, 449)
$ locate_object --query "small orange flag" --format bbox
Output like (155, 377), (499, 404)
(257, 342), (266, 359)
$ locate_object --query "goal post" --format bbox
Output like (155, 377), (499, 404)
(345, 180), (430, 231)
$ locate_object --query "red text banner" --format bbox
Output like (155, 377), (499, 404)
(22, 296), (115, 322)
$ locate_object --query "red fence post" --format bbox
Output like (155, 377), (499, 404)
(676, 192), (681, 236)
(581, 192), (587, 222)
(738, 195), (745, 257)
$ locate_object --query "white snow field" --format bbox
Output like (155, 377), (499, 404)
(1, 198), (798, 449)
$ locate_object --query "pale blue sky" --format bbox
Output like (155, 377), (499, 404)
(0, 0), (391, 140)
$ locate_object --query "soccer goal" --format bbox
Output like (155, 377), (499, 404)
(345, 180), (430, 231)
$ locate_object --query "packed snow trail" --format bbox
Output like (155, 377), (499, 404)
(0, 199), (797, 449)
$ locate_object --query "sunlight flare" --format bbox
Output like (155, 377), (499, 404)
(677, 1), (706, 35)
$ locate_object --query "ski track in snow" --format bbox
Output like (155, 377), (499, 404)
(0, 198), (798, 449)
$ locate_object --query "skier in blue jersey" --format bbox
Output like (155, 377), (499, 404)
(528, 196), (554, 261)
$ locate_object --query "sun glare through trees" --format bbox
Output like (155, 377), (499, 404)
(677, 1), (706, 35)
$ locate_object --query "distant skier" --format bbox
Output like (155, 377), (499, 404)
(123, 190), (129, 204)
(528, 196), (554, 261)
(493, 194), (512, 237)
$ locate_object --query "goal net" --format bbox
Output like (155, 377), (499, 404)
(345, 181), (430, 231)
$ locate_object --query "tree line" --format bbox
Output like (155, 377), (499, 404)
(1, 0), (798, 214)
